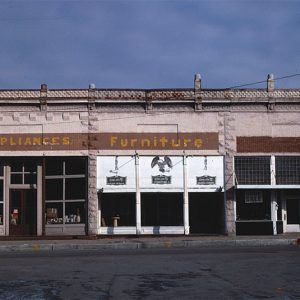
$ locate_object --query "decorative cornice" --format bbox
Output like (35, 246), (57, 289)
(0, 88), (300, 102)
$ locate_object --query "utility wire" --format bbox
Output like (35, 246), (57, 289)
(0, 72), (299, 125)
(227, 73), (300, 89)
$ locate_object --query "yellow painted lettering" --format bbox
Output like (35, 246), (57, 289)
(160, 136), (168, 147)
(0, 137), (7, 145)
(194, 138), (203, 148)
(130, 139), (137, 147)
(62, 137), (70, 145)
(141, 139), (151, 148)
(43, 137), (49, 145)
(183, 138), (191, 147)
(51, 137), (60, 145)
(24, 137), (32, 145)
(120, 139), (128, 147)
(32, 137), (42, 145)
(171, 139), (180, 147)
(9, 137), (16, 145)
(110, 136), (118, 147)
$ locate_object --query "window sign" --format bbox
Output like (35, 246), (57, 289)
(139, 156), (184, 191)
(187, 156), (224, 191)
(97, 156), (136, 192)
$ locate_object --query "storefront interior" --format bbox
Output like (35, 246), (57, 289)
(141, 193), (183, 227)
(189, 192), (224, 234)
(0, 157), (88, 237)
(100, 193), (136, 227)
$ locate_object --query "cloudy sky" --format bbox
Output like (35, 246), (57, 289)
(0, 0), (299, 89)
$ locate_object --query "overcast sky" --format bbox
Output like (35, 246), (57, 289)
(0, 0), (299, 89)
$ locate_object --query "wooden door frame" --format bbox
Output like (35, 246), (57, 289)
(9, 189), (37, 236)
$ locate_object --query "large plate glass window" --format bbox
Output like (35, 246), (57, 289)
(45, 158), (87, 225)
(97, 156), (136, 227)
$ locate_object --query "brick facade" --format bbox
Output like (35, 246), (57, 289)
(0, 75), (300, 236)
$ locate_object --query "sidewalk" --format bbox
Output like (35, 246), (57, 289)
(0, 234), (299, 252)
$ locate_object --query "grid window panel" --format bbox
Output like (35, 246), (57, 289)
(10, 160), (37, 185)
(235, 156), (271, 185)
(276, 156), (300, 185)
(45, 157), (87, 225)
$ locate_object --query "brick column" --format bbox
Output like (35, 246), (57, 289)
(87, 152), (98, 235)
(219, 112), (236, 235)
(87, 108), (99, 235)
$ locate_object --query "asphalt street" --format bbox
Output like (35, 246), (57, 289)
(0, 246), (299, 299)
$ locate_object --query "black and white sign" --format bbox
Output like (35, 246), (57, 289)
(196, 175), (216, 185)
(97, 156), (135, 192)
(187, 156), (223, 191)
(106, 176), (127, 186)
(140, 156), (183, 191)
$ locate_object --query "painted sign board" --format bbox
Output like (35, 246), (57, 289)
(139, 156), (184, 192)
(0, 132), (218, 151)
(187, 156), (224, 191)
(97, 156), (136, 192)
(97, 155), (224, 193)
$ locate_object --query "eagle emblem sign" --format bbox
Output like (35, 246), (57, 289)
(151, 156), (173, 184)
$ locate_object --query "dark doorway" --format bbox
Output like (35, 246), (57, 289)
(189, 193), (223, 234)
(141, 193), (183, 226)
(9, 189), (37, 236)
(287, 199), (300, 224)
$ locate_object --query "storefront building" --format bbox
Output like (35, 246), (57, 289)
(0, 74), (299, 236)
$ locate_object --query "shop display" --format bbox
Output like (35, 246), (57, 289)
(46, 207), (82, 224)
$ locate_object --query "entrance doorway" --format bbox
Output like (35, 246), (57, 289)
(286, 198), (300, 232)
(9, 189), (37, 236)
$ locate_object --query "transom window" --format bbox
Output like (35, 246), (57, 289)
(10, 160), (37, 185)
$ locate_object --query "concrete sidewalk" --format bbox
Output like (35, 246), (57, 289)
(0, 234), (299, 252)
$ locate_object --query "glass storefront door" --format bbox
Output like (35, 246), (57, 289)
(9, 189), (37, 236)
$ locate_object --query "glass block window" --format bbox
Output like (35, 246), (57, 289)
(45, 157), (87, 225)
(276, 156), (300, 185)
(235, 156), (271, 185)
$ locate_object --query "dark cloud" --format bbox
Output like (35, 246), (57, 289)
(0, 0), (299, 89)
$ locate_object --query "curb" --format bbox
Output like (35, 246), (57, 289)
(0, 238), (299, 253)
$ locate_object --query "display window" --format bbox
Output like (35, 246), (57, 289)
(100, 193), (136, 227)
(45, 158), (87, 225)
(141, 193), (183, 226)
